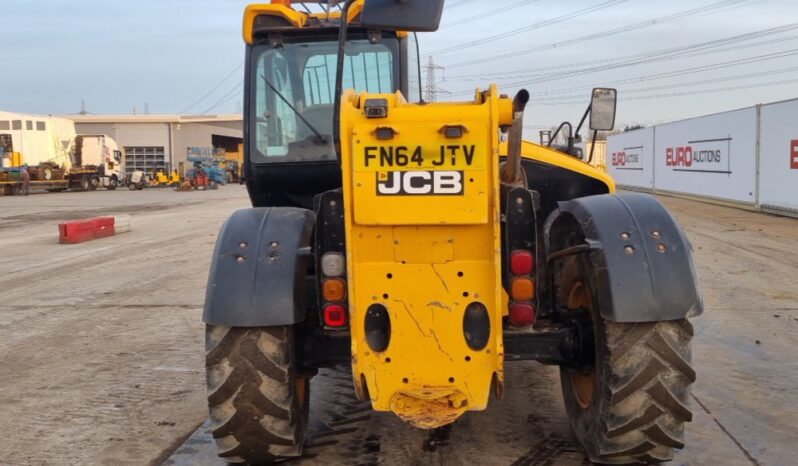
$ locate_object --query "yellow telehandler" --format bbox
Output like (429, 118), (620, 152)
(203, 1), (702, 464)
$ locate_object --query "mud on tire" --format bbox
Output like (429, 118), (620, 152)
(205, 325), (309, 464)
(558, 257), (696, 465)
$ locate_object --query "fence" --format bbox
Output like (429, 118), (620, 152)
(607, 97), (798, 217)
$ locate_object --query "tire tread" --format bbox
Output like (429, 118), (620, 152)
(205, 325), (306, 464)
(597, 320), (695, 464)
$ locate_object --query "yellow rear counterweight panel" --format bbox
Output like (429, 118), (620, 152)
(340, 88), (513, 428)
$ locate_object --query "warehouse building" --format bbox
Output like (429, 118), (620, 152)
(67, 114), (243, 175)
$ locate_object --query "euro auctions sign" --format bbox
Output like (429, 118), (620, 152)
(791, 139), (798, 170)
(654, 107), (756, 203)
(665, 138), (732, 174)
(611, 146), (644, 170)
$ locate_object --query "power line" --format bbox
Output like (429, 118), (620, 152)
(446, 0), (758, 68)
(427, 0), (627, 56)
(445, 23), (798, 96)
(614, 64), (798, 94)
(199, 81), (244, 115)
(446, 23), (798, 82)
(534, 77), (798, 106)
(522, 47), (798, 97)
(506, 46), (798, 92)
(531, 61), (798, 104)
(180, 61), (244, 114)
(441, 0), (542, 29)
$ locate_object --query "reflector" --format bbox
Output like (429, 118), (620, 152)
(509, 303), (535, 328)
(321, 252), (346, 277)
(510, 277), (535, 301)
(323, 278), (347, 302)
(510, 250), (534, 275)
(324, 304), (348, 327)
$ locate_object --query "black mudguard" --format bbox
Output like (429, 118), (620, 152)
(203, 207), (315, 327)
(547, 193), (703, 322)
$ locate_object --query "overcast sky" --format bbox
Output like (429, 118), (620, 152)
(2, 0), (796, 131)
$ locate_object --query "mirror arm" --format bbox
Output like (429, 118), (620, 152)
(574, 103), (591, 141)
(587, 129), (598, 164)
(333, 0), (358, 166)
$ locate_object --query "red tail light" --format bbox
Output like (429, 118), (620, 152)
(323, 304), (348, 327)
(510, 250), (534, 275)
(509, 303), (535, 328)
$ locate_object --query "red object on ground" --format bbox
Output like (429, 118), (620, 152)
(194, 171), (208, 189)
(92, 217), (116, 239)
(58, 220), (96, 244)
(58, 217), (117, 244)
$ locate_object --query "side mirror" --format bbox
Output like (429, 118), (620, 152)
(360, 0), (445, 32)
(589, 88), (617, 131)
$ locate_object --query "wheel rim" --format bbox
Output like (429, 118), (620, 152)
(568, 281), (596, 410)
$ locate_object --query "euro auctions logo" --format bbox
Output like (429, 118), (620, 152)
(791, 139), (798, 169)
(611, 146), (643, 170)
(665, 138), (731, 174)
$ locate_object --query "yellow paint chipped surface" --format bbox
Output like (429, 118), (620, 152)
(340, 87), (514, 426)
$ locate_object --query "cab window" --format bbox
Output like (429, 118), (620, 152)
(251, 37), (399, 163)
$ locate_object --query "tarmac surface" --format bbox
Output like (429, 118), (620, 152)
(0, 185), (796, 465)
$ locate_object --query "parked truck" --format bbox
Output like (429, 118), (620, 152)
(72, 135), (124, 190)
(0, 110), (124, 194)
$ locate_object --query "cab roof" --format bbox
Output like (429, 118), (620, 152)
(243, 1), (366, 44)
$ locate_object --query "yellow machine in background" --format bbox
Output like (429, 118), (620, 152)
(153, 170), (181, 187)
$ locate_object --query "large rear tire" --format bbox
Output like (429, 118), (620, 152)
(205, 325), (309, 464)
(558, 256), (695, 465)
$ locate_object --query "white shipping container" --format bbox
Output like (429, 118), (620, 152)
(606, 128), (655, 189)
(0, 111), (76, 168)
(759, 98), (798, 213)
(653, 107), (757, 204)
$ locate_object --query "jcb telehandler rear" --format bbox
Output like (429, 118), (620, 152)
(203, 1), (702, 464)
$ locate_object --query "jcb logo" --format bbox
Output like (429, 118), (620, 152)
(376, 171), (463, 195)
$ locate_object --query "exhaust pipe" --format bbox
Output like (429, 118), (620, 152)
(501, 89), (530, 186)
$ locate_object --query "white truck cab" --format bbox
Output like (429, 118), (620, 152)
(74, 134), (123, 190)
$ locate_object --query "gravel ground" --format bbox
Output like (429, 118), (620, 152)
(0, 186), (795, 465)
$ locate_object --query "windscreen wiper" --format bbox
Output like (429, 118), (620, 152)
(261, 74), (328, 145)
